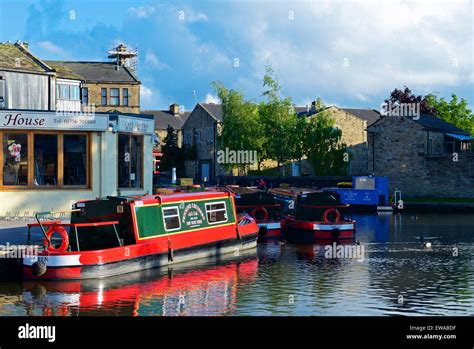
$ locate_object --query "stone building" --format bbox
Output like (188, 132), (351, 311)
(367, 114), (473, 197)
(45, 44), (140, 114)
(182, 103), (222, 182)
(299, 103), (380, 175)
(143, 104), (190, 150)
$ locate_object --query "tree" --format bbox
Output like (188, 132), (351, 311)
(213, 82), (264, 174)
(304, 102), (349, 176)
(385, 86), (437, 115)
(259, 64), (297, 175)
(425, 94), (474, 135)
(160, 125), (184, 176)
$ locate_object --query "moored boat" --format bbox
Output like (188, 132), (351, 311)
(269, 187), (356, 244)
(22, 191), (258, 280)
(224, 186), (282, 240)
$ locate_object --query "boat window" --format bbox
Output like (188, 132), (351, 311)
(205, 201), (227, 224)
(163, 207), (181, 231)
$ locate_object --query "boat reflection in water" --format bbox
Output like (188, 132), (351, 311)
(20, 251), (258, 316)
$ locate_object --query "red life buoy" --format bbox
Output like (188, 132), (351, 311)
(44, 226), (69, 253)
(323, 208), (341, 223)
(251, 207), (269, 221)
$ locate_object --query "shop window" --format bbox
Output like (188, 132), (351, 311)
(123, 88), (129, 106)
(111, 88), (120, 106)
(118, 134), (143, 188)
(2, 133), (28, 186)
(63, 135), (87, 186)
(1, 132), (89, 189)
(34, 134), (58, 186)
(101, 88), (107, 106)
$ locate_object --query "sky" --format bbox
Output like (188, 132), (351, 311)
(0, 0), (472, 112)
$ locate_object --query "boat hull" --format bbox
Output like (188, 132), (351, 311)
(257, 221), (282, 239)
(23, 234), (257, 280)
(282, 218), (355, 244)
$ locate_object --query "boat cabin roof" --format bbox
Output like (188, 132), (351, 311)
(269, 187), (322, 197)
(115, 191), (233, 205)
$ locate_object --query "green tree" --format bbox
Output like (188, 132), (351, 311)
(304, 103), (349, 176)
(160, 125), (184, 176)
(425, 94), (474, 135)
(259, 64), (297, 175)
(213, 82), (264, 174)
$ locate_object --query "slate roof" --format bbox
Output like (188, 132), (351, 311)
(144, 109), (191, 130)
(0, 43), (52, 73)
(414, 114), (471, 135)
(296, 105), (381, 126)
(44, 61), (140, 84)
(200, 103), (223, 122)
(367, 113), (471, 136)
(44, 61), (82, 80)
(341, 108), (381, 126)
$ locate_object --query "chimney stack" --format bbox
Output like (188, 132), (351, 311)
(170, 103), (180, 115)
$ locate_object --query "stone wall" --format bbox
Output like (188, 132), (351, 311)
(85, 83), (140, 114)
(321, 107), (369, 175)
(368, 115), (474, 198)
(182, 104), (218, 180)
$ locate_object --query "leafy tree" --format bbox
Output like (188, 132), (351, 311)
(160, 125), (184, 176)
(425, 94), (473, 135)
(213, 82), (264, 174)
(304, 103), (349, 176)
(259, 64), (297, 175)
(385, 86), (437, 115)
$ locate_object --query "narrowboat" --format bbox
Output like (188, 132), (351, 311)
(22, 191), (259, 280)
(224, 186), (282, 240)
(270, 187), (356, 244)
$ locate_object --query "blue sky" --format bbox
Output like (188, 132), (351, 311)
(0, 0), (472, 112)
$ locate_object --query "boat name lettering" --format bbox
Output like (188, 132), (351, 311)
(182, 203), (206, 228)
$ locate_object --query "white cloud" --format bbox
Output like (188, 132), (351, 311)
(140, 85), (160, 109)
(37, 41), (64, 54)
(216, 0), (473, 105)
(180, 8), (209, 23)
(145, 51), (169, 70)
(204, 93), (220, 104)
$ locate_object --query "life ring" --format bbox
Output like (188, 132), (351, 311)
(323, 208), (341, 223)
(251, 207), (269, 221)
(44, 226), (69, 253)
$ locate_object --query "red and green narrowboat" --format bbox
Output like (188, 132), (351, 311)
(224, 186), (282, 240)
(22, 191), (258, 280)
(269, 187), (356, 244)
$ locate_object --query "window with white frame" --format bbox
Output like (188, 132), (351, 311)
(205, 201), (228, 224)
(162, 207), (181, 231)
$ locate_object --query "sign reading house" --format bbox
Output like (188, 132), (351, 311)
(0, 110), (108, 131)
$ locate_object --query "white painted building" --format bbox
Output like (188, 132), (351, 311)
(0, 42), (154, 216)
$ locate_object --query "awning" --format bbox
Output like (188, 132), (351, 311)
(445, 133), (473, 141)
